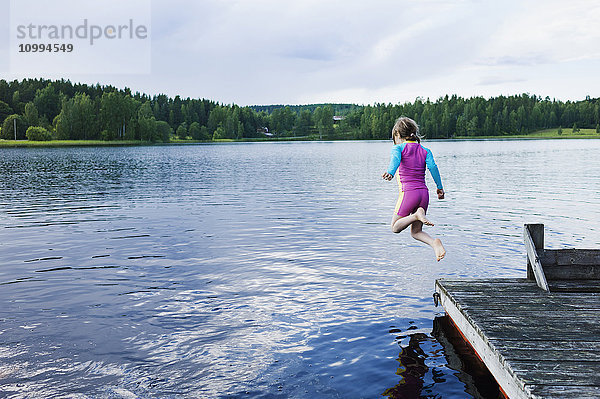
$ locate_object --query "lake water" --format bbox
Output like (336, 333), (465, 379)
(1, 140), (600, 398)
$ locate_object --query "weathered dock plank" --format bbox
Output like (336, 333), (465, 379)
(493, 341), (600, 362)
(540, 249), (600, 266)
(544, 266), (600, 280)
(436, 278), (600, 398)
(548, 280), (600, 292)
(529, 385), (600, 399)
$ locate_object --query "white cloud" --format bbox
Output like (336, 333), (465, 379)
(142, 0), (512, 103)
(4, 0), (600, 104)
(476, 0), (600, 65)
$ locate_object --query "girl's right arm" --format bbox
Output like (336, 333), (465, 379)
(383, 145), (402, 180)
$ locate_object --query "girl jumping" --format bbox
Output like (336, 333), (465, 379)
(382, 117), (446, 261)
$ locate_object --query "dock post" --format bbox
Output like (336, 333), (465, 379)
(525, 224), (544, 280)
(524, 224), (549, 291)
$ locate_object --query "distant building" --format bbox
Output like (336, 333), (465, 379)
(333, 116), (345, 124)
(257, 127), (273, 137)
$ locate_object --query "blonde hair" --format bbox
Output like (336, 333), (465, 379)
(392, 117), (421, 144)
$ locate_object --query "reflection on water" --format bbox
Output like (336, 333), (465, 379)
(1, 140), (600, 398)
(382, 316), (503, 399)
(383, 332), (431, 398)
(432, 317), (503, 399)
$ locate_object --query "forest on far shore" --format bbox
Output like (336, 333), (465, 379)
(1, 78), (599, 142)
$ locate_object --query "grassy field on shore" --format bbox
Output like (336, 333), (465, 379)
(454, 128), (600, 140)
(1, 129), (599, 147)
(0, 140), (146, 148)
(0, 136), (322, 147)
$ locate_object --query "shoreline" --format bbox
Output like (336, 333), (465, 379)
(1, 133), (599, 148)
(0, 140), (148, 148)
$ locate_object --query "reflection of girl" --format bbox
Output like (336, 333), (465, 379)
(382, 117), (446, 261)
(382, 333), (429, 398)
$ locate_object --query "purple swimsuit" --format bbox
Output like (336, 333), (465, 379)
(386, 142), (443, 217)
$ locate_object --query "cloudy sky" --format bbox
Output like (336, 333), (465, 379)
(2, 0), (600, 105)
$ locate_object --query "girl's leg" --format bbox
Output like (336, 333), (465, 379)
(391, 207), (433, 234)
(410, 219), (446, 261)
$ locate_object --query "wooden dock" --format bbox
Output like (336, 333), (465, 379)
(435, 224), (600, 398)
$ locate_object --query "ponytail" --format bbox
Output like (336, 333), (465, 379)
(407, 132), (420, 143)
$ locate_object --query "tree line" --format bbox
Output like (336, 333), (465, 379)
(1, 78), (599, 142)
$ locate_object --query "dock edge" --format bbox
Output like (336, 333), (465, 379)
(435, 279), (532, 399)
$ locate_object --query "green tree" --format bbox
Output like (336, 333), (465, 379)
(138, 101), (158, 142)
(516, 105), (527, 132)
(54, 100), (72, 140)
(177, 122), (188, 139)
(572, 123), (579, 133)
(322, 105), (335, 139)
(239, 106), (258, 137)
(237, 121), (244, 139)
(455, 115), (466, 136)
(557, 126), (563, 135)
(1, 114), (25, 140)
(33, 84), (61, 121)
(213, 125), (225, 140)
(467, 116), (479, 136)
(26, 126), (52, 141)
(100, 92), (136, 139)
(370, 112), (388, 140)
(54, 93), (97, 140)
(531, 103), (542, 128)
(549, 111), (558, 127)
(189, 121), (201, 140)
(358, 107), (372, 139)
(138, 116), (157, 142)
(315, 105), (334, 139)
(101, 129), (114, 141)
(294, 110), (313, 137)
(70, 93), (97, 139)
(224, 113), (237, 139)
(579, 102), (595, 127)
(509, 110), (519, 133)
(171, 95), (184, 127)
(12, 91), (22, 113)
(270, 106), (295, 135)
(283, 107), (296, 134)
(270, 108), (285, 135)
(156, 120), (172, 143)
(200, 126), (210, 140)
(23, 102), (40, 129)
(440, 109), (452, 138)
(207, 106), (227, 136)
(596, 123), (599, 134)
(483, 116), (493, 135)
(181, 103), (191, 126)
(0, 100), (13, 123)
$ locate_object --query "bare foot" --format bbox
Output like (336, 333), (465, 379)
(432, 239), (446, 262)
(414, 207), (434, 226)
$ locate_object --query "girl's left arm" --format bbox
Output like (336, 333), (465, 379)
(425, 149), (443, 190)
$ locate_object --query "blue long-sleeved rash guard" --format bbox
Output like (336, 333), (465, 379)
(386, 142), (444, 190)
